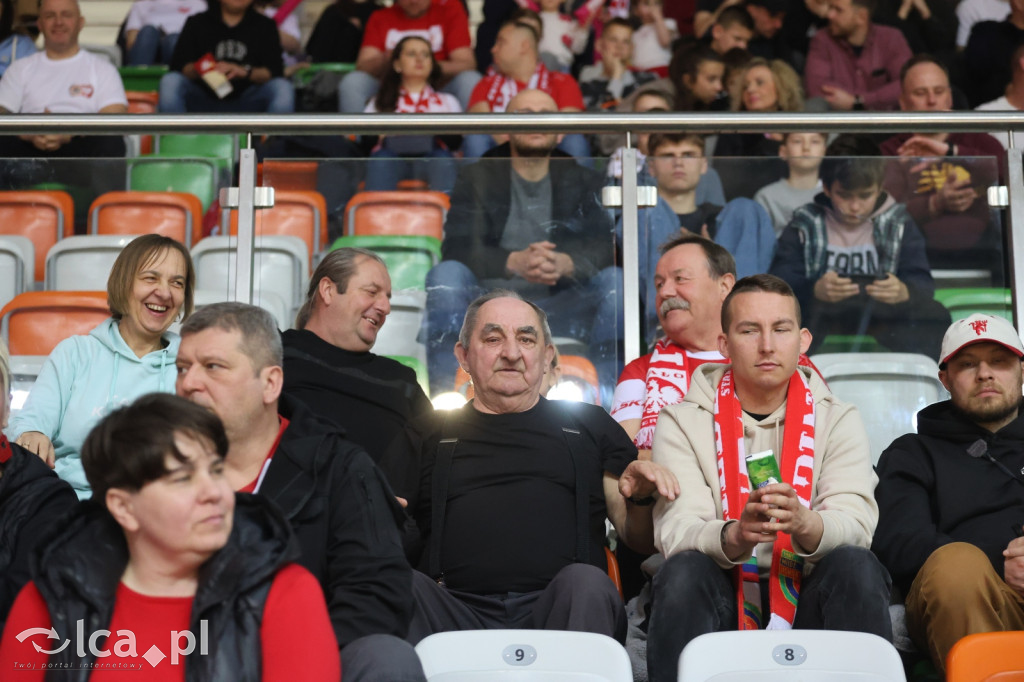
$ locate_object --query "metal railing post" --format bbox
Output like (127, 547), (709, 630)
(1005, 146), (1024, 328)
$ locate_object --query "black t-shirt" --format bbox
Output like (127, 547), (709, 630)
(414, 397), (636, 594)
(170, 8), (284, 95)
(281, 329), (435, 501)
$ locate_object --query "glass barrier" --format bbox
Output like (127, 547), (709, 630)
(0, 143), (1011, 469)
(627, 150), (1006, 464)
(256, 154), (622, 410)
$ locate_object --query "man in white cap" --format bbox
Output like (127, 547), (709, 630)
(873, 313), (1024, 675)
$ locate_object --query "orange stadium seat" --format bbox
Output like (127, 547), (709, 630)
(262, 160), (319, 192)
(345, 191), (449, 240)
(89, 191), (202, 247)
(0, 190), (74, 283)
(125, 91), (159, 155)
(947, 632), (1024, 682)
(225, 189), (328, 266)
(0, 291), (110, 356)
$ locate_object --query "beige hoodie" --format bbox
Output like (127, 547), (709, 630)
(651, 363), (878, 575)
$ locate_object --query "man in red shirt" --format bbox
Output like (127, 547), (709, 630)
(339, 0), (479, 112)
(463, 19), (590, 159)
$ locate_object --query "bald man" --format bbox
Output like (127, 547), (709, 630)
(424, 89), (620, 399)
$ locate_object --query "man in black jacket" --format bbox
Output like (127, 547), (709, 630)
(872, 313), (1024, 674)
(424, 89), (621, 399)
(175, 302), (424, 682)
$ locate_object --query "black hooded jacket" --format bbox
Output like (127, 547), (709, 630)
(872, 400), (1024, 594)
(265, 395), (413, 648)
(0, 442), (77, 631)
(32, 494), (299, 682)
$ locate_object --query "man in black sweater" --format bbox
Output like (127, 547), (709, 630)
(873, 313), (1024, 675)
(282, 247), (434, 503)
(159, 0), (293, 112)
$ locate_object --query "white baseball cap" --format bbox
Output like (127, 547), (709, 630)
(939, 313), (1024, 367)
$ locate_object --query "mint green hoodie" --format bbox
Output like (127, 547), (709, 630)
(6, 318), (180, 499)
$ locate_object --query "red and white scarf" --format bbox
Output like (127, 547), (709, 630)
(395, 85), (445, 113)
(714, 369), (815, 630)
(636, 339), (725, 449)
(484, 63), (551, 112)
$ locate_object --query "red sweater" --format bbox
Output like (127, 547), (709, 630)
(0, 564), (340, 681)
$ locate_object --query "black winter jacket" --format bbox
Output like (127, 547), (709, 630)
(872, 401), (1024, 594)
(33, 494), (299, 682)
(0, 442), (77, 631)
(265, 395), (413, 648)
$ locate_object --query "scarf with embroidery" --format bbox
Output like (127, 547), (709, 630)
(484, 62), (551, 112)
(636, 339), (725, 449)
(714, 368), (815, 630)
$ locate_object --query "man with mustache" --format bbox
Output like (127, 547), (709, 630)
(612, 233), (816, 460)
(872, 313), (1024, 675)
(405, 290), (676, 643)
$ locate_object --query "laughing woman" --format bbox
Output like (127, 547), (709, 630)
(7, 234), (195, 499)
(0, 394), (340, 680)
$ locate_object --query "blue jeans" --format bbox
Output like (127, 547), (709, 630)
(646, 546), (893, 682)
(126, 25), (178, 66)
(365, 147), (457, 193)
(423, 260), (623, 397)
(159, 71), (295, 113)
(461, 132), (592, 162)
(339, 69), (482, 113)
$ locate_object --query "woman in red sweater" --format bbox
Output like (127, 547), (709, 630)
(0, 393), (340, 681)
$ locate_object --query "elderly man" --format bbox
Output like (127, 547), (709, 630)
(880, 55), (1004, 271)
(175, 302), (423, 682)
(424, 88), (619, 398)
(406, 290), (675, 642)
(804, 0), (911, 110)
(339, 0), (479, 112)
(0, 0), (127, 157)
(873, 313), (1024, 674)
(646, 274), (890, 682)
(282, 248), (434, 502)
(463, 21), (588, 159)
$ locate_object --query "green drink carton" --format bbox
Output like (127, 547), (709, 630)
(745, 450), (781, 489)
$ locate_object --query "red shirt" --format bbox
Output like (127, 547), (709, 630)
(469, 68), (585, 111)
(361, 0), (471, 61)
(238, 416), (289, 494)
(0, 564), (339, 681)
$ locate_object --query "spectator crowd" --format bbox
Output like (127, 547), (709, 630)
(0, 0), (1022, 679)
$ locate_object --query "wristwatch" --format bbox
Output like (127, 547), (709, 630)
(853, 94), (865, 110)
(627, 495), (656, 506)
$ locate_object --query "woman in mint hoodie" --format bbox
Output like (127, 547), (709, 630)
(7, 234), (195, 499)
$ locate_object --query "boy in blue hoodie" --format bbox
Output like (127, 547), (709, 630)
(769, 135), (950, 360)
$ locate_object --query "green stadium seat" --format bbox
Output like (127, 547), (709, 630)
(292, 63), (356, 89)
(329, 235), (441, 291)
(118, 65), (169, 92)
(816, 334), (884, 354)
(128, 157), (219, 212)
(934, 288), (1013, 323)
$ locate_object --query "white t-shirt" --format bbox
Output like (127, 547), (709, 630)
(0, 49), (127, 114)
(124, 0), (207, 34)
(975, 95), (1024, 149)
(956, 0), (1010, 47)
(631, 19), (677, 71)
(538, 12), (588, 71)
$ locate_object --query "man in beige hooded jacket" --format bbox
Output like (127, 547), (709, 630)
(645, 274), (891, 682)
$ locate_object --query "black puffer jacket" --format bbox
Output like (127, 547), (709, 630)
(33, 494), (299, 682)
(0, 441), (77, 631)
(872, 400), (1024, 594)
